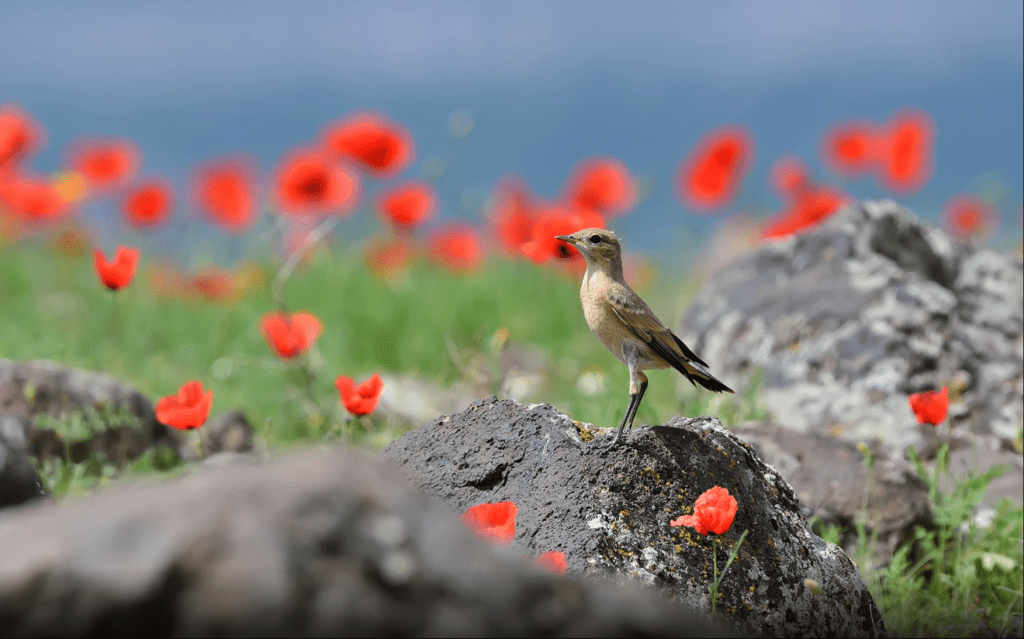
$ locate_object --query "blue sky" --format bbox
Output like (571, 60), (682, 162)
(2, 1), (1022, 260)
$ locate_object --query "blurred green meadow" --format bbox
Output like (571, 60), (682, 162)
(0, 230), (763, 457)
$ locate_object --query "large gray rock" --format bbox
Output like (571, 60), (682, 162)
(384, 396), (884, 637)
(0, 443), (723, 637)
(731, 422), (933, 567)
(0, 359), (177, 466)
(679, 200), (1023, 455)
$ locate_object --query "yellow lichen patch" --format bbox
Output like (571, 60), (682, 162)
(767, 537), (776, 549)
(574, 420), (596, 442)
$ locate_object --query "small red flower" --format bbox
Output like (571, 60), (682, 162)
(365, 236), (416, 278)
(769, 156), (810, 201)
(461, 501), (517, 545)
(564, 157), (635, 216)
(678, 126), (753, 212)
(942, 195), (993, 241)
(335, 373), (385, 416)
(93, 246), (139, 291)
(378, 181), (437, 230)
(0, 104), (44, 171)
(820, 121), (881, 177)
(190, 267), (239, 302)
(260, 311), (322, 359)
(521, 207), (604, 264)
(670, 486), (738, 536)
(429, 224), (484, 273)
(123, 179), (173, 228)
(275, 148), (359, 216)
(66, 138), (140, 191)
(155, 380), (213, 431)
(192, 157), (257, 232)
(322, 111), (414, 178)
(0, 176), (68, 221)
(489, 176), (537, 255)
(762, 185), (848, 240)
(536, 551), (568, 574)
(909, 387), (949, 426)
(880, 109), (934, 195)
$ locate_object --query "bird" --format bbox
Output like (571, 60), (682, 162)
(554, 228), (734, 450)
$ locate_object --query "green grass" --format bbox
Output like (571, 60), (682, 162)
(2, 232), (1021, 636)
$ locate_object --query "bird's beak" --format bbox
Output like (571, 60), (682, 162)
(554, 234), (578, 246)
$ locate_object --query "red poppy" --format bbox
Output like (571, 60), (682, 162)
(489, 176), (537, 255)
(677, 126), (753, 212)
(123, 180), (173, 228)
(820, 121), (881, 177)
(190, 267), (239, 302)
(322, 111), (414, 178)
(769, 156), (810, 201)
(260, 311), (322, 359)
(49, 223), (91, 259)
(879, 109), (934, 194)
(536, 551), (568, 574)
(461, 501), (517, 545)
(155, 380), (213, 431)
(66, 138), (140, 191)
(0, 176), (68, 221)
(942, 195), (993, 241)
(0, 104), (44, 171)
(335, 373), (385, 416)
(94, 246), (139, 291)
(378, 181), (437, 230)
(521, 207), (604, 264)
(762, 185), (848, 240)
(908, 387), (949, 426)
(192, 157), (257, 232)
(564, 157), (635, 216)
(365, 236), (416, 278)
(429, 224), (484, 273)
(275, 148), (359, 216)
(670, 486), (738, 535)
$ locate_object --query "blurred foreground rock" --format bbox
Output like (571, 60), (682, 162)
(385, 397), (883, 637)
(0, 443), (724, 637)
(680, 200), (1023, 457)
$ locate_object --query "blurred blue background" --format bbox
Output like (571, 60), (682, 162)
(2, 0), (1021, 262)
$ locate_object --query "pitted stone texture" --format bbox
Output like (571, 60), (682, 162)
(385, 396), (883, 637)
(679, 200), (1023, 454)
(0, 444), (721, 637)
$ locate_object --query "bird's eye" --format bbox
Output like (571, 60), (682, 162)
(589, 234), (603, 244)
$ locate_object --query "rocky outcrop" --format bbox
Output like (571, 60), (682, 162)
(732, 421), (934, 566)
(679, 200), (1023, 456)
(0, 444), (722, 637)
(384, 396), (884, 637)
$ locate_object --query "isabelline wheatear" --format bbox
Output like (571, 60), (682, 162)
(555, 229), (734, 450)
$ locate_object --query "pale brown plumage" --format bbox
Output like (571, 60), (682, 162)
(556, 228), (733, 450)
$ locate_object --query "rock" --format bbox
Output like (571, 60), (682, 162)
(0, 359), (179, 466)
(201, 409), (255, 455)
(0, 431), (47, 510)
(731, 422), (934, 566)
(679, 200), (1023, 457)
(384, 396), (884, 637)
(0, 445), (723, 637)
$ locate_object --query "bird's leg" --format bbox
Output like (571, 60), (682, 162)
(604, 351), (648, 451)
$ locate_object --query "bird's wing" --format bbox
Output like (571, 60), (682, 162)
(607, 285), (733, 393)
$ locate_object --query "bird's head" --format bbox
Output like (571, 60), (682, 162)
(554, 228), (623, 272)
